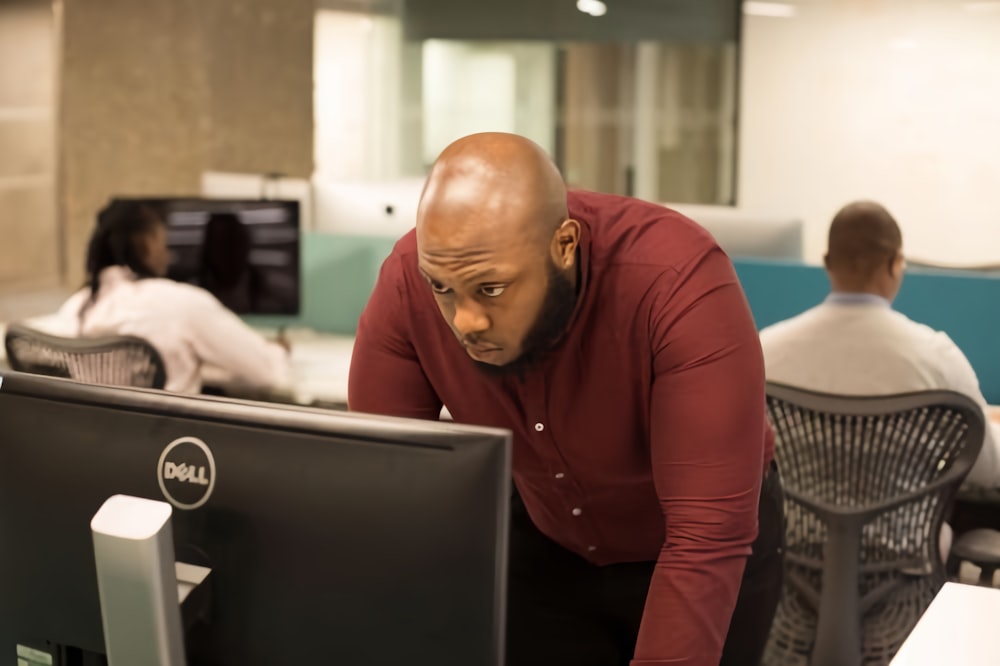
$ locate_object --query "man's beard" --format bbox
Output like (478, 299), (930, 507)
(472, 259), (578, 378)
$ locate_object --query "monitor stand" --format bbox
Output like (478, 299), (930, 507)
(91, 495), (211, 666)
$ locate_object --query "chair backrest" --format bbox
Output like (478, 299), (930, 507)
(763, 382), (984, 666)
(3, 323), (167, 390)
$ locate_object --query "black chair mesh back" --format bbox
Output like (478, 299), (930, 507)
(4, 323), (166, 390)
(763, 383), (983, 666)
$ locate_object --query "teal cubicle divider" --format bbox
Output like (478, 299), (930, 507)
(732, 258), (1000, 404)
(244, 232), (400, 335)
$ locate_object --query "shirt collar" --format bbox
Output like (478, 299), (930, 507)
(825, 291), (892, 308)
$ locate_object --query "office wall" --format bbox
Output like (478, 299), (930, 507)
(0, 0), (59, 292)
(59, 0), (314, 285)
(739, 1), (1000, 264)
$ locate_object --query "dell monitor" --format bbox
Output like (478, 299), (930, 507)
(110, 197), (301, 316)
(0, 371), (510, 665)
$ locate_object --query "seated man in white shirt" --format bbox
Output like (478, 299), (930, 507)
(759, 200), (1000, 492)
(52, 200), (290, 394)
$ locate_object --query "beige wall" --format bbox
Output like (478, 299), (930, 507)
(59, 0), (314, 285)
(0, 0), (59, 292)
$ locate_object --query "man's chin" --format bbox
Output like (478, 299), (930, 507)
(469, 347), (550, 378)
(465, 347), (506, 364)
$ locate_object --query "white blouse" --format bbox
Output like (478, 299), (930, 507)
(52, 266), (289, 394)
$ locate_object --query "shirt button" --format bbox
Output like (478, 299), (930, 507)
(534, 423), (544, 432)
(554, 472), (565, 479)
(571, 507), (583, 516)
(587, 545), (597, 552)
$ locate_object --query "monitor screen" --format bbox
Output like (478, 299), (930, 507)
(112, 197), (301, 316)
(665, 203), (804, 261)
(0, 371), (510, 666)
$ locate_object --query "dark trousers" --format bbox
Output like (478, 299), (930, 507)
(505, 466), (785, 666)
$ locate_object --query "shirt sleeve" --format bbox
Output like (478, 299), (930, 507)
(348, 251), (443, 420)
(182, 289), (290, 390)
(633, 248), (768, 665)
(34, 289), (90, 337)
(932, 332), (1000, 488)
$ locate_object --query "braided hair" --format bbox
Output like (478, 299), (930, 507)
(83, 200), (166, 303)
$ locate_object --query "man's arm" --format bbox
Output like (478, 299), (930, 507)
(933, 333), (1000, 488)
(633, 248), (768, 665)
(348, 251), (443, 420)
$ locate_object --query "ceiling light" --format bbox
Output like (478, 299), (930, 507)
(743, 2), (797, 18)
(576, 0), (608, 17)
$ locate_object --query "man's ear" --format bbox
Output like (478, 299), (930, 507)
(550, 219), (581, 268)
(889, 251), (904, 278)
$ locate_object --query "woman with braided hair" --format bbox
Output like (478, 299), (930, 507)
(54, 200), (289, 394)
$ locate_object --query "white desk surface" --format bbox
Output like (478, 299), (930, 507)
(890, 582), (1000, 665)
(280, 328), (355, 405)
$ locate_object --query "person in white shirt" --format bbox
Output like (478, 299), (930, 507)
(759, 200), (1000, 490)
(53, 200), (290, 394)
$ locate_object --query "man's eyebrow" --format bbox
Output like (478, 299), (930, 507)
(466, 268), (507, 282)
(417, 268), (446, 285)
(418, 266), (509, 283)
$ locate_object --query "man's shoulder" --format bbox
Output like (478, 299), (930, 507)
(884, 309), (964, 355)
(759, 305), (827, 345)
(382, 229), (419, 274)
(568, 190), (718, 270)
(760, 302), (954, 349)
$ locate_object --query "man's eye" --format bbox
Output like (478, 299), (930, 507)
(430, 282), (452, 295)
(480, 285), (506, 298)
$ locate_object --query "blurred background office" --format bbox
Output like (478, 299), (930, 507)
(2, 0), (1000, 307)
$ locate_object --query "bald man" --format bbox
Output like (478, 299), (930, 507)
(349, 133), (783, 666)
(761, 201), (1000, 487)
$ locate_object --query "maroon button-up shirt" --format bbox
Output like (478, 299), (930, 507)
(349, 190), (773, 665)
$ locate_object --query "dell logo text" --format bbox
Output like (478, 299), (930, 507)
(163, 461), (209, 486)
(157, 436), (217, 510)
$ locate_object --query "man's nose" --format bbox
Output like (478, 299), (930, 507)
(453, 299), (490, 339)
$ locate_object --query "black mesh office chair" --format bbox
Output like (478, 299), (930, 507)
(4, 323), (167, 389)
(763, 383), (984, 666)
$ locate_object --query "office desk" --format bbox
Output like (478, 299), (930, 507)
(890, 582), (1000, 665)
(204, 327), (355, 408)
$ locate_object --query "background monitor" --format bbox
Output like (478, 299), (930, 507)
(666, 202), (805, 261)
(0, 371), (510, 666)
(312, 177), (425, 238)
(112, 197), (302, 316)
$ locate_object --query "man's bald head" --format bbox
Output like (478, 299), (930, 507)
(824, 200), (904, 296)
(417, 132), (568, 248)
(414, 133), (582, 370)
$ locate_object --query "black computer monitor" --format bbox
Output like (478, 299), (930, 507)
(111, 197), (301, 316)
(0, 371), (510, 665)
